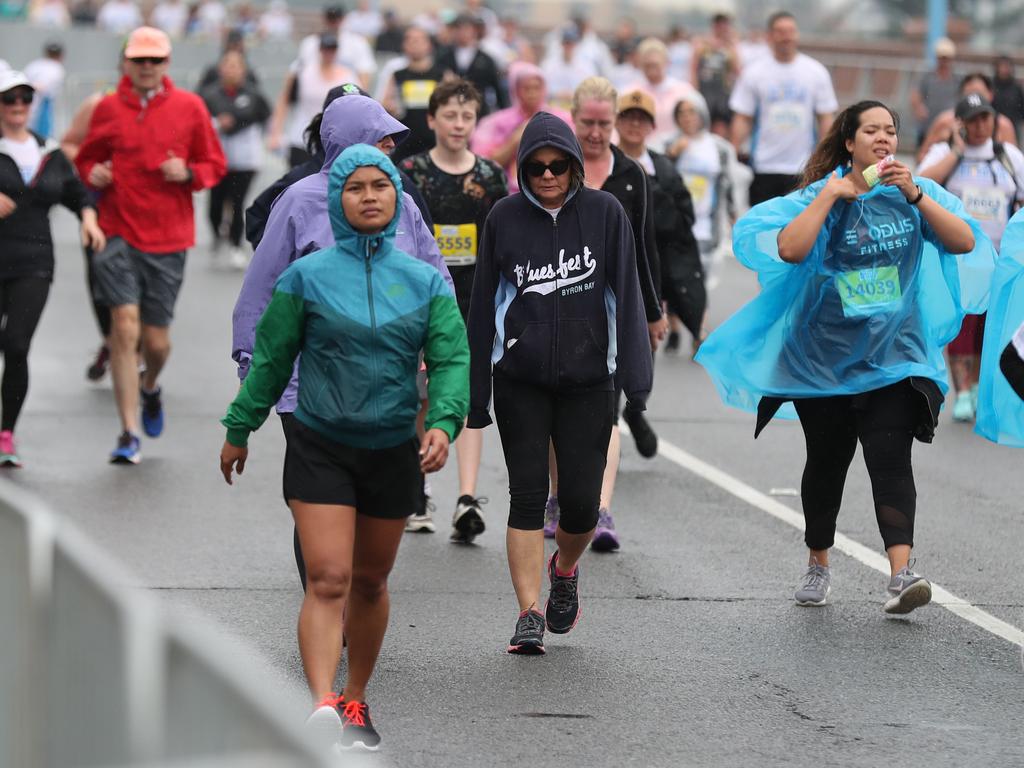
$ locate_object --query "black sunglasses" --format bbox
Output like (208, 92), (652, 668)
(1, 89), (33, 106)
(128, 57), (168, 66)
(524, 158), (571, 177)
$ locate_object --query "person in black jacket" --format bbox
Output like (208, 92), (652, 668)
(544, 76), (666, 553)
(436, 14), (508, 117)
(467, 111), (652, 655)
(244, 83), (433, 249)
(615, 89), (706, 357)
(200, 50), (271, 268)
(0, 72), (106, 466)
(993, 56), (1024, 144)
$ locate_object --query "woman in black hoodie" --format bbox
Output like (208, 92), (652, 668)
(467, 111), (652, 654)
(0, 72), (105, 467)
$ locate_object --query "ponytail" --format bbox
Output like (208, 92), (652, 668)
(800, 100), (899, 188)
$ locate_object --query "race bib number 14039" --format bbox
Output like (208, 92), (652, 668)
(835, 265), (902, 317)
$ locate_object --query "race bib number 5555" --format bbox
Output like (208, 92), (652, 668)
(434, 223), (477, 266)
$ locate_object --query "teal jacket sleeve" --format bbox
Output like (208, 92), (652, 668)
(221, 287), (305, 447)
(423, 273), (470, 442)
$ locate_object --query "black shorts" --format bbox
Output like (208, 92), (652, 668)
(281, 415), (422, 518)
(91, 237), (186, 327)
(449, 264), (475, 322)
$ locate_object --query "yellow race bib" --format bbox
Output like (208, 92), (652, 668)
(401, 79), (437, 109)
(684, 174), (709, 203)
(434, 223), (477, 265)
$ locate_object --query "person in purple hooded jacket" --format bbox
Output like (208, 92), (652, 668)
(231, 93), (454, 588)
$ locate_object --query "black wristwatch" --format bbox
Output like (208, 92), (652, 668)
(907, 185), (924, 205)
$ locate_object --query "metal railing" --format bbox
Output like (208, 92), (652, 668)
(0, 480), (323, 768)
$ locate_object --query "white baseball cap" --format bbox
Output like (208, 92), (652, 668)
(935, 37), (956, 58)
(0, 70), (33, 95)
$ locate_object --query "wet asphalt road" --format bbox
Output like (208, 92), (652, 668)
(12, 186), (1024, 767)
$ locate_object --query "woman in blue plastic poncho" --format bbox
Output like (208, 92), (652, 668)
(697, 100), (994, 615)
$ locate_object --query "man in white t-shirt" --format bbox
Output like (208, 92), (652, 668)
(342, 0), (382, 39)
(258, 0), (293, 41)
(151, 0), (188, 38)
(919, 94), (1024, 251)
(541, 26), (597, 107)
(97, 0), (143, 35)
(296, 5), (376, 90)
(918, 93), (1024, 421)
(729, 11), (837, 205)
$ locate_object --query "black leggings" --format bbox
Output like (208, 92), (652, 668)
(83, 247), (111, 337)
(1001, 342), (1024, 401)
(493, 374), (613, 533)
(0, 277), (50, 432)
(794, 381), (920, 552)
(209, 170), (257, 248)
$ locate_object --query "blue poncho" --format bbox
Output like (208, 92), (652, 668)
(976, 209), (1024, 447)
(696, 170), (995, 417)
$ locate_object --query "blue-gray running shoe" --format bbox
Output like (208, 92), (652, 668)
(794, 559), (831, 606)
(883, 563), (932, 614)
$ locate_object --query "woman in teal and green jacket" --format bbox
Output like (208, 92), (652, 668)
(219, 144), (469, 753)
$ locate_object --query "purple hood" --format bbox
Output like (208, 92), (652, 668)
(231, 95), (451, 413)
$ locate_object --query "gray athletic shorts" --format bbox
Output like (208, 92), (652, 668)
(91, 237), (186, 327)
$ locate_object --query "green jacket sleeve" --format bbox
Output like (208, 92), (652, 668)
(221, 289), (305, 447)
(423, 281), (470, 443)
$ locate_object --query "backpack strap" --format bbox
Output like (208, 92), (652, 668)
(992, 141), (1024, 214)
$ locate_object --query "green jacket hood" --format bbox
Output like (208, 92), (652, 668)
(326, 144), (404, 255)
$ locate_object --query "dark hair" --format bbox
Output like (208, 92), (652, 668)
(767, 11), (795, 30)
(427, 79), (482, 117)
(800, 100), (900, 188)
(303, 82), (369, 155)
(711, 13), (731, 24)
(960, 72), (992, 93)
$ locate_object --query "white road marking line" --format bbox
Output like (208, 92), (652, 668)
(651, 436), (1024, 648)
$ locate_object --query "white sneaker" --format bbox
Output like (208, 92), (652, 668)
(228, 246), (249, 271)
(405, 510), (436, 533)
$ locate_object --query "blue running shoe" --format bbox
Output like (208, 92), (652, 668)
(141, 388), (164, 437)
(110, 431), (141, 465)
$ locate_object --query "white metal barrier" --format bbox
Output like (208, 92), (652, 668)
(0, 480), (323, 768)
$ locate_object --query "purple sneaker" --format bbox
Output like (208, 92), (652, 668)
(591, 507), (620, 552)
(542, 496), (559, 539)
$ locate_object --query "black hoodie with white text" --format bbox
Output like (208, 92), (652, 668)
(466, 111), (652, 427)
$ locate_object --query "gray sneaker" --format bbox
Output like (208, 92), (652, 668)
(883, 563), (932, 614)
(794, 559), (831, 606)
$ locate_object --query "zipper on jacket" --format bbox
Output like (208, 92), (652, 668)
(365, 240), (381, 429)
(552, 214), (559, 388)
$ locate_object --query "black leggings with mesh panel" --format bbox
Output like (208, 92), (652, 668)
(793, 381), (922, 551)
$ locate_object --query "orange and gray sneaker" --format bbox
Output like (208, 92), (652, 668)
(305, 692), (344, 750)
(338, 700), (381, 751)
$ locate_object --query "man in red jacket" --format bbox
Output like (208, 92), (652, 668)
(77, 26), (226, 464)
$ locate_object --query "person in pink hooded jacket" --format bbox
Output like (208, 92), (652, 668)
(470, 62), (572, 192)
